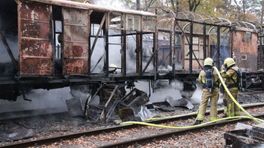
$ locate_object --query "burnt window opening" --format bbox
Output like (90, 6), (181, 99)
(0, 0), (18, 76)
(54, 21), (62, 59)
(52, 6), (63, 75)
(90, 12), (106, 73)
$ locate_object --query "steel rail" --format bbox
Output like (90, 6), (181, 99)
(100, 113), (264, 148)
(1, 102), (264, 148)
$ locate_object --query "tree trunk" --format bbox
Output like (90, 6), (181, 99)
(188, 0), (201, 12)
(137, 0), (140, 10)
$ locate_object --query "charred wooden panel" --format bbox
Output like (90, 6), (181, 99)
(232, 31), (258, 72)
(64, 59), (88, 74)
(18, 1), (53, 76)
(20, 20), (50, 38)
(20, 58), (52, 75)
(64, 44), (88, 57)
(62, 8), (89, 75)
(20, 40), (52, 57)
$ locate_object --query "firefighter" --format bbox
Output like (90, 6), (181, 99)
(194, 57), (220, 125)
(221, 57), (240, 117)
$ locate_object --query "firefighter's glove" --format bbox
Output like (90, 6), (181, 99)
(221, 64), (226, 72)
(220, 70), (226, 75)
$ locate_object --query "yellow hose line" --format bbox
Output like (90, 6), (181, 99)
(213, 66), (264, 123)
(121, 116), (252, 128)
(120, 66), (263, 129)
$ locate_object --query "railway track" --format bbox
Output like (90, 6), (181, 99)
(100, 114), (264, 148)
(1, 102), (264, 148)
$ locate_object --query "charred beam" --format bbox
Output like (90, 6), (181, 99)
(136, 16), (143, 76)
(104, 13), (110, 76)
(90, 32), (155, 38)
(121, 14), (127, 76)
(154, 18), (158, 80)
(189, 21), (193, 74)
(217, 26), (221, 69)
(203, 24), (207, 59)
(143, 47), (156, 73)
(174, 18), (230, 28)
(136, 32), (142, 75)
(84, 83), (104, 116)
(171, 19), (176, 79)
(169, 32), (172, 65)
(100, 85), (119, 122)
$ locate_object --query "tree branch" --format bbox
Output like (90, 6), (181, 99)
(170, 0), (176, 12)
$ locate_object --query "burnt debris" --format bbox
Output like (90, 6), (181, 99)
(225, 123), (264, 147)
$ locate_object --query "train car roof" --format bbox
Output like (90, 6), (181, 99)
(22, 0), (156, 17)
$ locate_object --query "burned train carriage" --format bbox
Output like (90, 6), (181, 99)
(0, 0), (159, 100)
(157, 12), (264, 90)
(0, 0), (263, 101)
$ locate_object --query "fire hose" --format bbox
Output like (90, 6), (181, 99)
(121, 66), (264, 128)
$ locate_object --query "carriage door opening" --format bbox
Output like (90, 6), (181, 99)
(53, 6), (63, 75)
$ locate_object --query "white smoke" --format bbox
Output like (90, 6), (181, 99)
(134, 80), (183, 103)
(0, 88), (72, 113)
(190, 85), (203, 104)
(0, 14), (18, 63)
(90, 25), (154, 73)
(0, 34), (18, 62)
(191, 85), (223, 104)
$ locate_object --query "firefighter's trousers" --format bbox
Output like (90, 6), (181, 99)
(223, 88), (240, 117)
(196, 88), (219, 121)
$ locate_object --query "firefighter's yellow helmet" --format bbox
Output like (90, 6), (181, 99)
(224, 57), (236, 68)
(204, 57), (214, 66)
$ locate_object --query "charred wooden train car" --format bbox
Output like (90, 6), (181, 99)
(157, 13), (264, 90)
(0, 0), (263, 101)
(0, 0), (164, 100)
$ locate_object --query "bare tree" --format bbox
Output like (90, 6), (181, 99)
(170, 0), (176, 12)
(241, 0), (247, 20)
(188, 0), (201, 12)
(144, 0), (157, 11)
